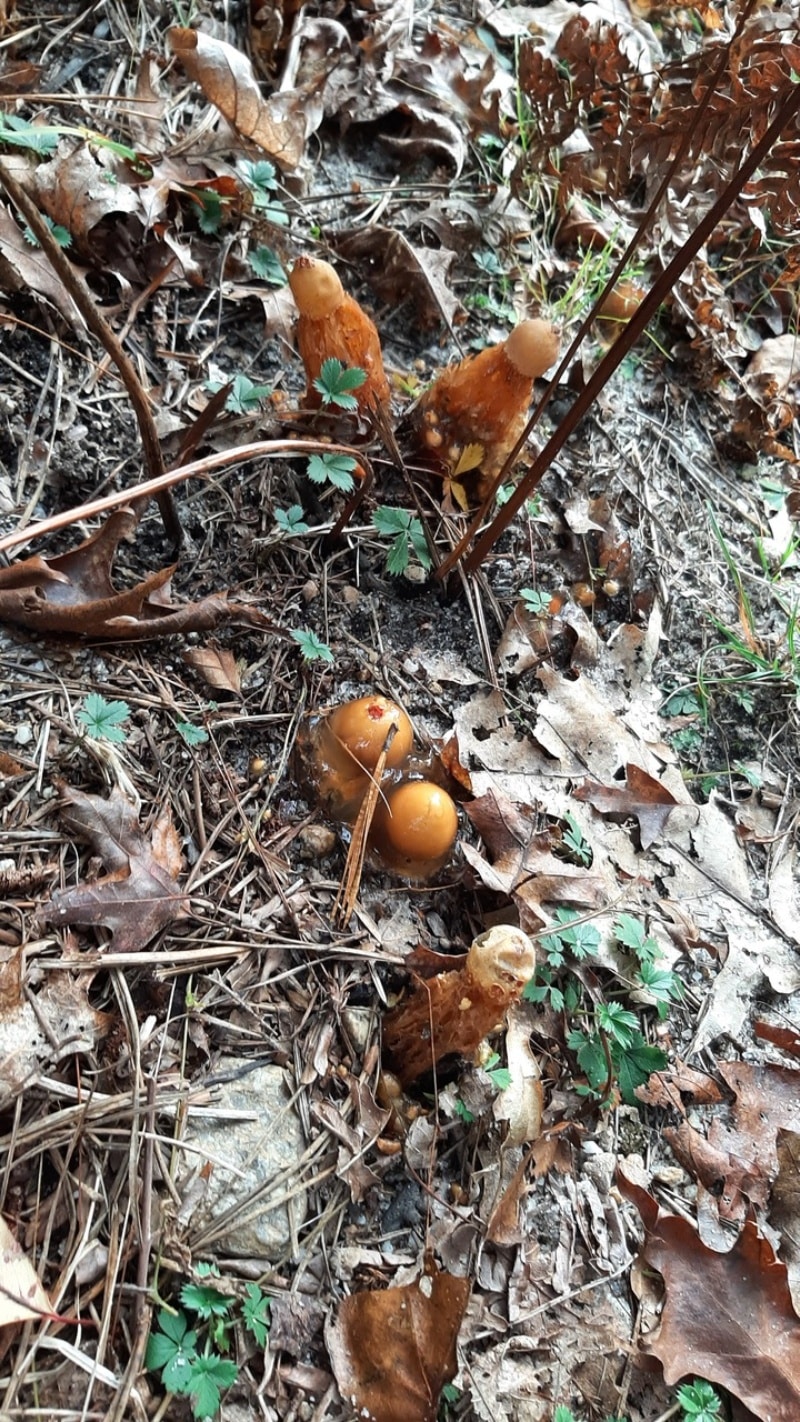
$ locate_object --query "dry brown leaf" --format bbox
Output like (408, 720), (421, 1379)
(168, 28), (305, 168)
(636, 1060), (724, 1113)
(337, 227), (462, 331)
(0, 199), (83, 324)
(754, 1019), (800, 1059)
(493, 1003), (544, 1147)
(182, 645), (242, 696)
(573, 763), (686, 850)
(771, 1130), (800, 1312)
(642, 1213), (800, 1422)
(464, 787), (609, 932)
(0, 507), (278, 640)
(34, 144), (141, 256)
(0, 1217), (53, 1326)
(43, 784), (189, 952)
(744, 334), (800, 432)
(326, 1266), (470, 1422)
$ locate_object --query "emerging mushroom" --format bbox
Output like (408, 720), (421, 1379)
(382, 925), (536, 1085)
(289, 256), (391, 417)
(298, 694), (413, 822)
(370, 779), (458, 880)
(412, 318), (560, 500)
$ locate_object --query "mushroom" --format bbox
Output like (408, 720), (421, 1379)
(289, 256), (391, 417)
(382, 926), (537, 1085)
(412, 318), (560, 499)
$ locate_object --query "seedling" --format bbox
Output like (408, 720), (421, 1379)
(519, 586), (552, 615)
(146, 1269), (271, 1419)
(23, 213), (71, 248)
(560, 812), (593, 866)
(206, 373), (272, 414)
(524, 910), (674, 1103)
(291, 628), (334, 663)
(249, 245), (286, 285)
(77, 693), (131, 744)
(176, 720), (209, 747)
(372, 506), (432, 576)
(274, 505), (310, 535)
(238, 159), (289, 225)
(312, 358), (367, 411)
(306, 451), (358, 492)
(677, 1379), (722, 1421)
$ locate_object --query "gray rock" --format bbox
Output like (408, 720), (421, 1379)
(178, 1060), (307, 1258)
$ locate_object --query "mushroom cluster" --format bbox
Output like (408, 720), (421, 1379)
(296, 694), (459, 880)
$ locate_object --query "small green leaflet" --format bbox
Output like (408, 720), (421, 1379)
(180, 1282), (230, 1321)
(224, 373), (272, 414)
(23, 214), (71, 248)
(242, 1285), (270, 1347)
(372, 506), (432, 575)
(77, 693), (130, 743)
(306, 452), (356, 491)
(0, 115), (60, 155)
(292, 629), (334, 663)
(249, 246), (286, 285)
(176, 721), (209, 747)
(519, 586), (551, 615)
(275, 505), (309, 535)
(313, 358), (366, 410)
(186, 1355), (238, 1419)
(145, 1310), (198, 1395)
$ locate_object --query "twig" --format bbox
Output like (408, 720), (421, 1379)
(0, 439), (376, 555)
(0, 156), (181, 547)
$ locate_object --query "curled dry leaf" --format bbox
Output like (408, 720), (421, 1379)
(625, 1184), (800, 1422)
(337, 226), (463, 331)
(493, 1002), (544, 1147)
(182, 645), (242, 697)
(0, 507), (279, 641)
(0, 199), (83, 324)
(43, 783), (190, 953)
(325, 1265), (470, 1422)
(168, 28), (306, 169)
(464, 786), (609, 932)
(0, 942), (109, 1109)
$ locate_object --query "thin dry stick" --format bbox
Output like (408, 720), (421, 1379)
(452, 74), (800, 578)
(333, 747), (389, 927)
(0, 439), (376, 555)
(0, 157), (181, 546)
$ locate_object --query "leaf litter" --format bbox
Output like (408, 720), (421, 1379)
(1, 0), (800, 1418)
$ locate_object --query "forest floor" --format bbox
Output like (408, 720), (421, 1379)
(0, 1), (799, 1420)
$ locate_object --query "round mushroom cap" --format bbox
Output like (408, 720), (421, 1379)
(504, 318), (560, 378)
(289, 257), (345, 319)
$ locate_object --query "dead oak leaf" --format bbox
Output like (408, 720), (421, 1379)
(642, 1213), (800, 1422)
(168, 28), (305, 169)
(465, 787), (608, 932)
(573, 762), (689, 849)
(325, 1266), (469, 1422)
(43, 784), (189, 952)
(0, 507), (278, 640)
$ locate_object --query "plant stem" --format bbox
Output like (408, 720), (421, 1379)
(0, 157), (181, 546)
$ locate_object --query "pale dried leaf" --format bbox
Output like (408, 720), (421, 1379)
(0, 1217), (53, 1326)
(168, 28), (306, 168)
(183, 645), (242, 696)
